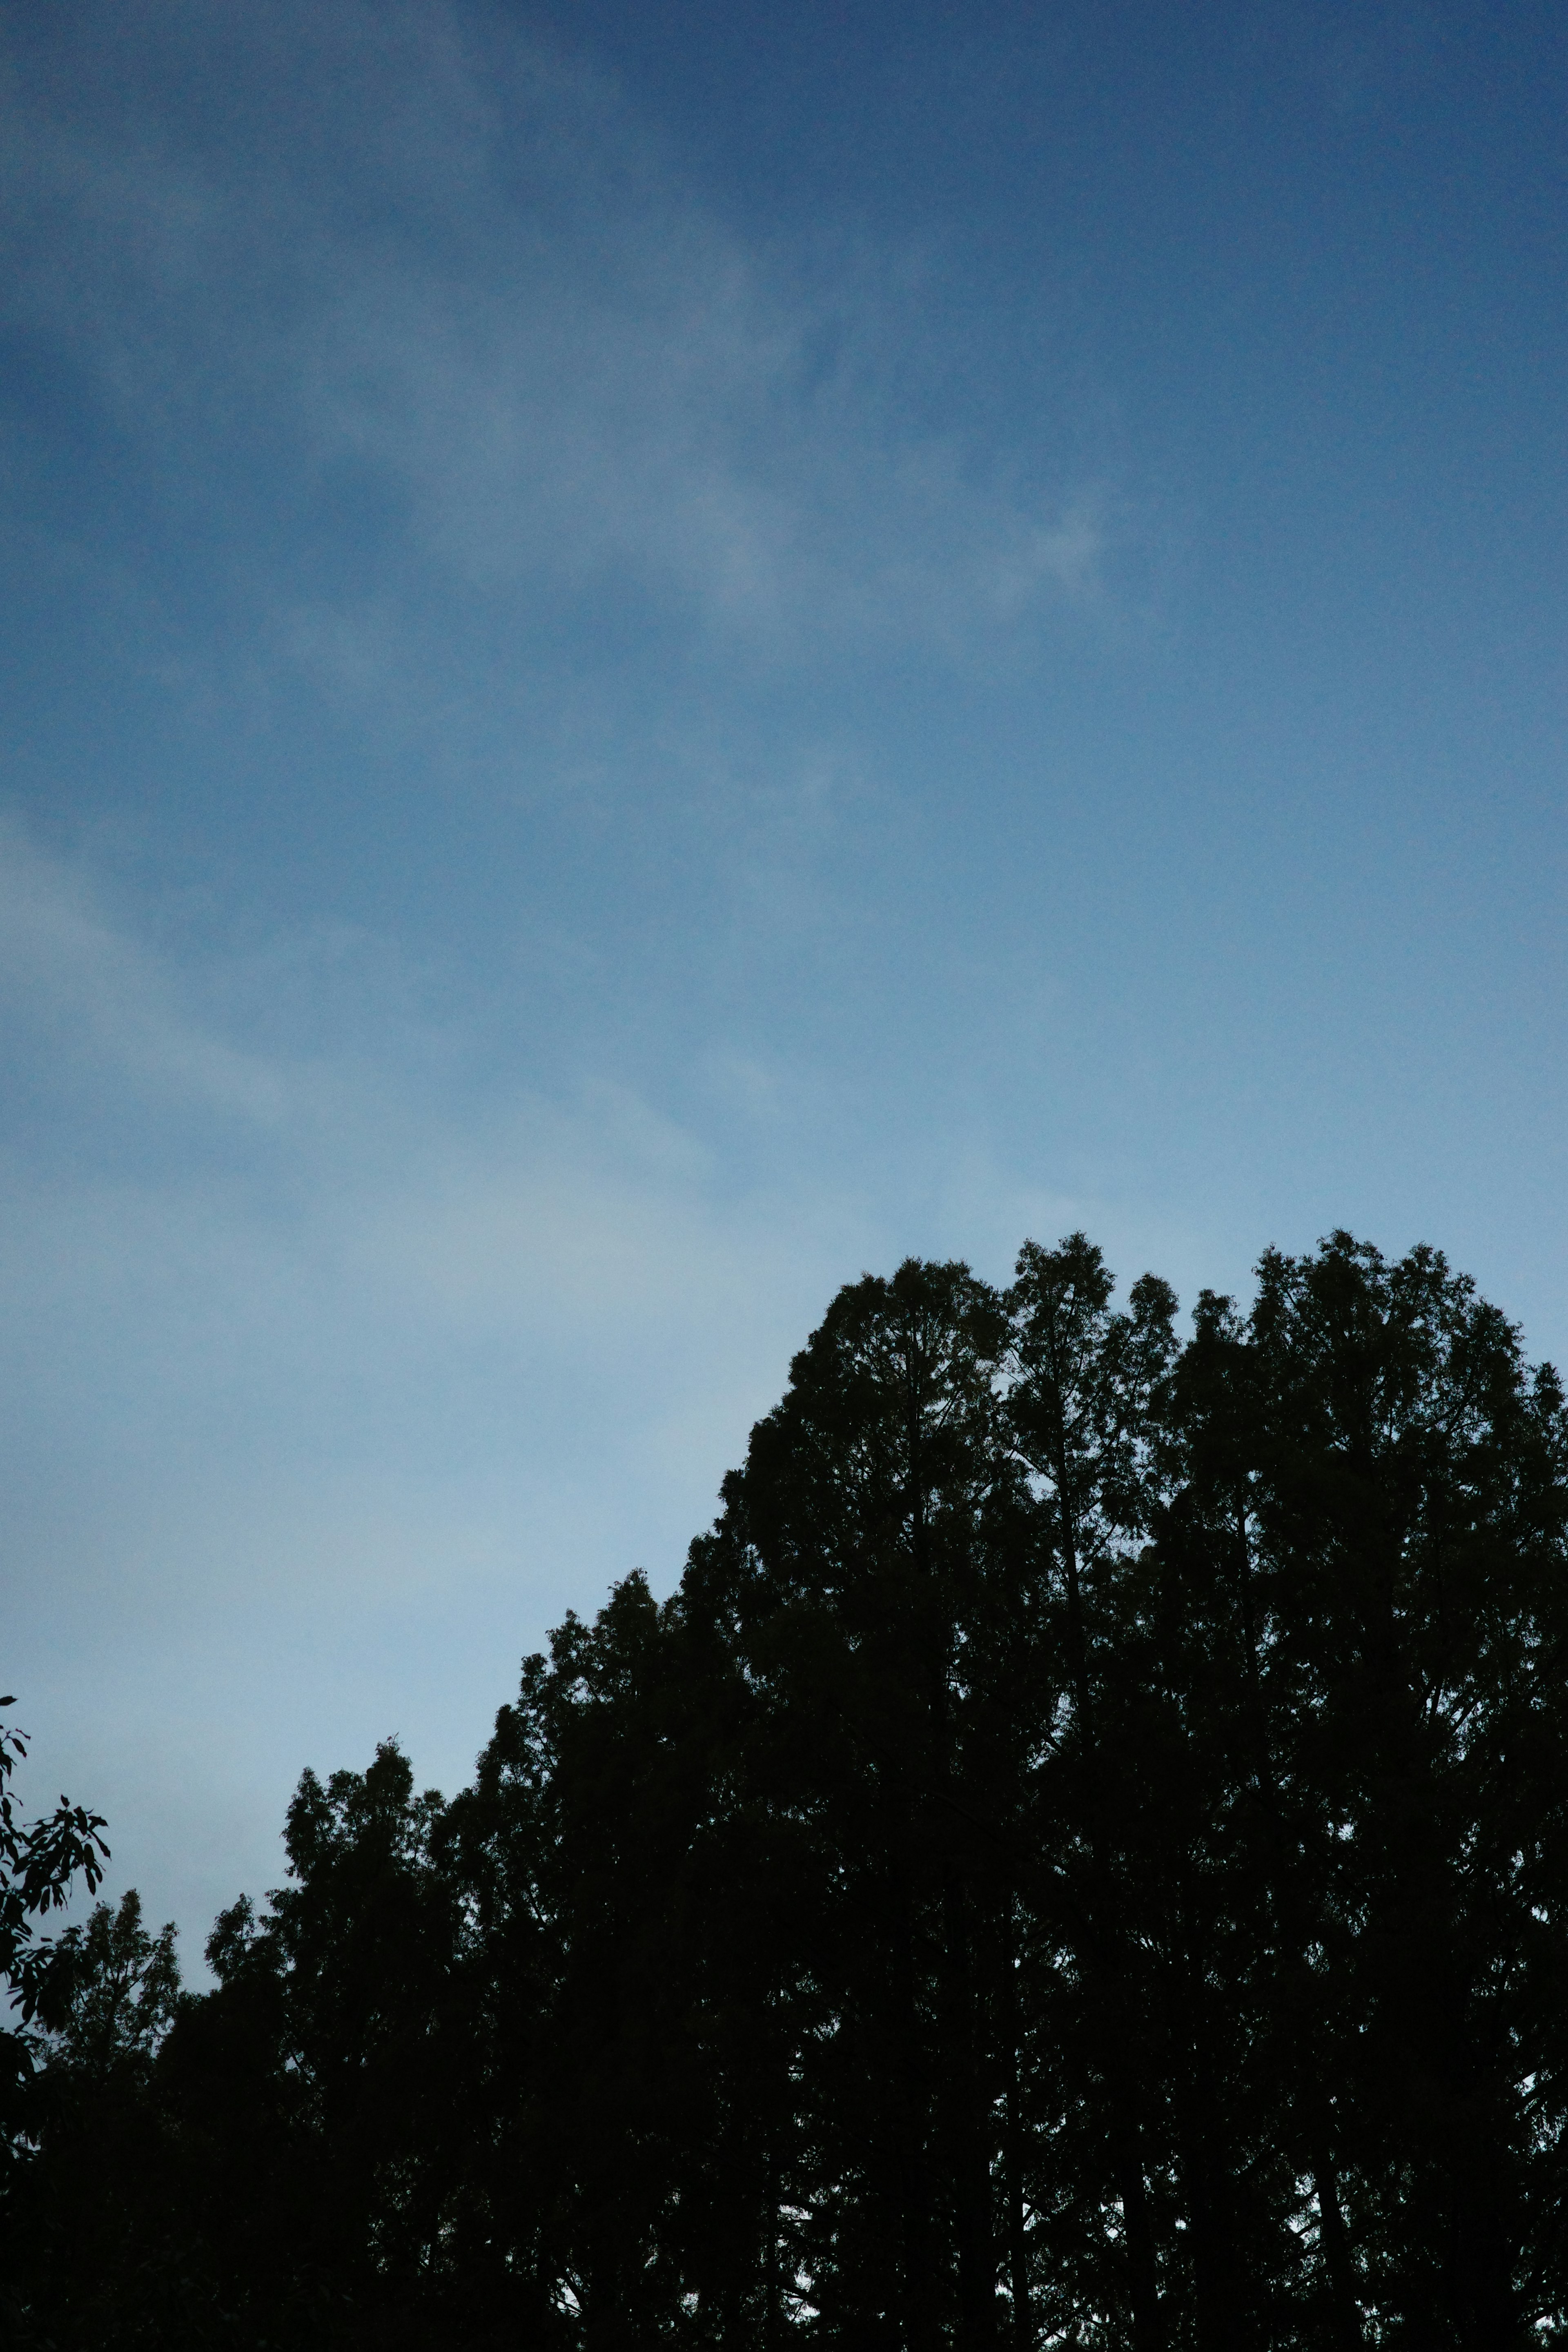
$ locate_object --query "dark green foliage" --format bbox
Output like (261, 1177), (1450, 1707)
(0, 1704), (111, 2345)
(12, 1232), (1568, 2350)
(0, 1713), (110, 2027)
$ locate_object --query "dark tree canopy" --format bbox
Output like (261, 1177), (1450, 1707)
(10, 1232), (1568, 2350)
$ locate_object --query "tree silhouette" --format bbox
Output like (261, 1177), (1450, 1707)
(11, 1232), (1568, 2350)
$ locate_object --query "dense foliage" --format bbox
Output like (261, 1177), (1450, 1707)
(9, 1232), (1568, 2350)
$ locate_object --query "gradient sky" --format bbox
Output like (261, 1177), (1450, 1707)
(2, 0), (1564, 1961)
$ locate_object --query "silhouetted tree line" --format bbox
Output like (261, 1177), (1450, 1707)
(7, 1232), (1568, 2349)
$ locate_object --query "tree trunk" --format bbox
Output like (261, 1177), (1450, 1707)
(1311, 2142), (1363, 2352)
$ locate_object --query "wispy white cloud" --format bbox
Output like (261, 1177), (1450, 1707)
(1, 0), (1110, 692)
(0, 826), (853, 1354)
(0, 824), (289, 1122)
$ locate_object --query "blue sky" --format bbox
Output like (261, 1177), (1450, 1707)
(2, 0), (1564, 1956)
